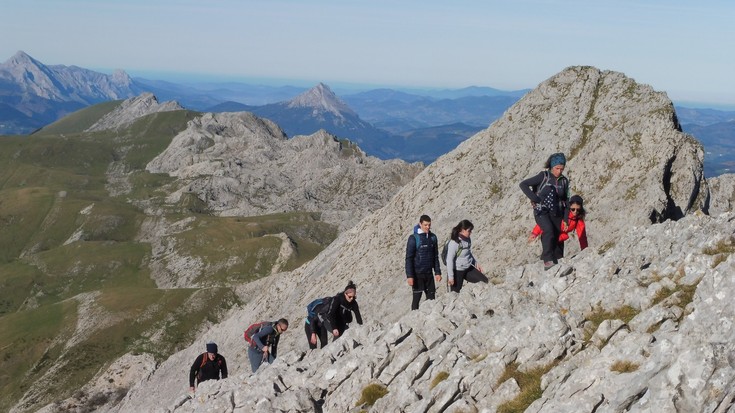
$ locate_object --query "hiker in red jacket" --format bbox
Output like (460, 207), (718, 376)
(529, 194), (588, 251)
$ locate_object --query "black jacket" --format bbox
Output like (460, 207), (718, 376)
(306, 294), (363, 335)
(519, 171), (569, 217)
(189, 353), (227, 387)
(405, 231), (441, 277)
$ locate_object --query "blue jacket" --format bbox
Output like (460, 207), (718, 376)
(405, 230), (441, 277)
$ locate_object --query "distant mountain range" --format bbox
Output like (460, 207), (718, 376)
(1, 50), (735, 173)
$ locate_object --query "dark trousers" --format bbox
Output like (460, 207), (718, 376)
(450, 267), (470, 293)
(411, 273), (436, 310)
(535, 212), (564, 262)
(304, 321), (329, 349)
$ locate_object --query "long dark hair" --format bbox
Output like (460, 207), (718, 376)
(569, 195), (586, 219)
(450, 220), (474, 243)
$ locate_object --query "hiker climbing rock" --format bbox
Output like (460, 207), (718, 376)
(189, 342), (227, 392)
(244, 318), (288, 373)
(445, 220), (483, 293)
(305, 281), (363, 349)
(520, 153), (570, 271)
(529, 194), (588, 251)
(405, 214), (442, 310)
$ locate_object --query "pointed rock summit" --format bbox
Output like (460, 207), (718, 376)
(86, 93), (184, 132)
(286, 82), (357, 119)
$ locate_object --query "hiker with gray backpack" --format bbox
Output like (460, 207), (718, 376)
(443, 220), (484, 293)
(305, 281), (362, 349)
(243, 318), (289, 373)
(519, 152), (570, 271)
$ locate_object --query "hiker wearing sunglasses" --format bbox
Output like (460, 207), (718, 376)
(529, 194), (588, 252)
(305, 281), (363, 349)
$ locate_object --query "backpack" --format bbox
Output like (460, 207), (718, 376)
(243, 321), (271, 346)
(440, 239), (465, 266)
(306, 297), (329, 320)
(535, 171), (569, 209)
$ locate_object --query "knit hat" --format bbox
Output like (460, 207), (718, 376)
(569, 195), (583, 206)
(206, 342), (218, 353)
(549, 153), (567, 168)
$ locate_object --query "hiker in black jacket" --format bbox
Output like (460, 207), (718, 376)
(247, 319), (288, 373)
(189, 342), (227, 392)
(305, 281), (363, 349)
(405, 215), (442, 310)
(520, 152), (570, 271)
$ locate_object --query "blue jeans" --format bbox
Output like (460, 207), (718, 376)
(248, 345), (274, 373)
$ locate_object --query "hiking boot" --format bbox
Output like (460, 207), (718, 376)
(544, 261), (556, 271)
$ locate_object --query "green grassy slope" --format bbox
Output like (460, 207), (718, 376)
(0, 106), (338, 412)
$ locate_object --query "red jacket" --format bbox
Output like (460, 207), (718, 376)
(532, 212), (588, 250)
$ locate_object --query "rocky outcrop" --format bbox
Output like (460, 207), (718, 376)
(88, 66), (723, 412)
(706, 173), (735, 214)
(112, 212), (735, 413)
(86, 92), (184, 132)
(145, 111), (423, 229)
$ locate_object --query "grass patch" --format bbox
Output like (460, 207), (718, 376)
(0, 300), (78, 413)
(430, 371), (450, 389)
(583, 304), (639, 343)
(610, 360), (639, 373)
(496, 361), (558, 413)
(356, 383), (388, 407)
(702, 237), (735, 268)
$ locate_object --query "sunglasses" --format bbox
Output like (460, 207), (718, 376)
(570, 207), (581, 212)
(346, 294), (356, 299)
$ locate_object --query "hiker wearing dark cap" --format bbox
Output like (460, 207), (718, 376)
(189, 342), (227, 392)
(520, 152), (570, 271)
(305, 281), (363, 349)
(529, 194), (588, 251)
(246, 318), (288, 373)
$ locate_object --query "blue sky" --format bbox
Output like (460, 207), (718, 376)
(3, 0), (734, 106)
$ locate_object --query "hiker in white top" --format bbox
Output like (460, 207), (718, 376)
(446, 220), (481, 293)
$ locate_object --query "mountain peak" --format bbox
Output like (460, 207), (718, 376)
(287, 82), (356, 117)
(3, 50), (42, 68)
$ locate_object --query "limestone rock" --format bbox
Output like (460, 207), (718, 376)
(146, 111), (423, 229)
(86, 92), (184, 132)
(106, 66), (733, 413)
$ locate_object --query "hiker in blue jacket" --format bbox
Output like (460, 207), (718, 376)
(405, 214), (442, 310)
(519, 153), (570, 271)
(247, 318), (288, 373)
(305, 281), (362, 349)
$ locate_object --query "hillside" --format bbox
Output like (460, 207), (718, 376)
(103, 66), (735, 413)
(0, 97), (421, 413)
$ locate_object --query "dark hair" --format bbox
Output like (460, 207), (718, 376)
(569, 195), (586, 219)
(344, 280), (357, 292)
(450, 220), (474, 242)
(277, 318), (289, 328)
(419, 214), (431, 223)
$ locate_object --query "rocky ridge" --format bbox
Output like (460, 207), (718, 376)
(145, 111), (422, 229)
(40, 66), (733, 413)
(86, 92), (184, 132)
(0, 51), (138, 105)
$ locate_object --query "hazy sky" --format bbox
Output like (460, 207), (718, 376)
(3, 0), (734, 105)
